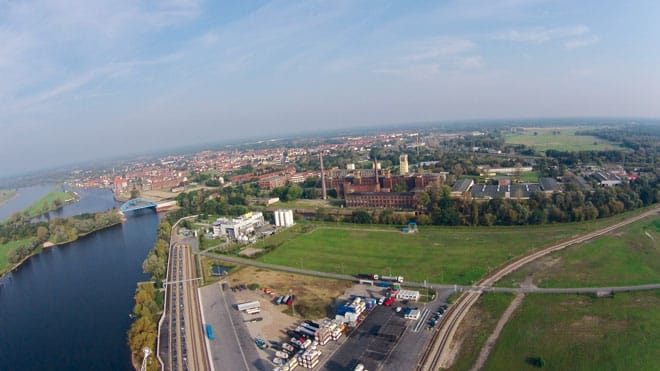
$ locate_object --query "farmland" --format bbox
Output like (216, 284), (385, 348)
(483, 292), (660, 370)
(257, 209), (653, 285)
(504, 127), (620, 152)
(499, 214), (660, 288)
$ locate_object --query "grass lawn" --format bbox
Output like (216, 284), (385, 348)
(0, 238), (32, 272)
(0, 189), (17, 205)
(23, 190), (77, 218)
(447, 293), (514, 371)
(256, 209), (653, 285)
(505, 127), (621, 152)
(484, 292), (660, 370)
(499, 215), (660, 288)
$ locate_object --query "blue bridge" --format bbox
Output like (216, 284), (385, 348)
(120, 198), (158, 214)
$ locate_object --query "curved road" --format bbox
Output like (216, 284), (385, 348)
(418, 205), (660, 371)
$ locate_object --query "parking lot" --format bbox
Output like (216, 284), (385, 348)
(199, 283), (270, 371)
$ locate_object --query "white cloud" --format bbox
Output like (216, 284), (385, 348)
(0, 0), (202, 117)
(491, 25), (590, 43)
(460, 56), (484, 69)
(376, 37), (481, 77)
(565, 36), (600, 50)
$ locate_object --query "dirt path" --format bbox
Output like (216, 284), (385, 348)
(470, 291), (525, 371)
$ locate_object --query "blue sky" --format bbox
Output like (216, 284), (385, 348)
(1, 0), (659, 176)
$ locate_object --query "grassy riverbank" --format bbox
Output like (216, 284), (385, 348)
(0, 210), (122, 277)
(0, 190), (17, 205)
(22, 190), (78, 218)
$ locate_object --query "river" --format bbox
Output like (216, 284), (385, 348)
(0, 189), (159, 370)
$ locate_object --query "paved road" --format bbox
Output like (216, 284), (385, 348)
(418, 205), (660, 371)
(159, 239), (210, 371)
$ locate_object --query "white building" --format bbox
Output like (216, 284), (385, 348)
(274, 209), (295, 227)
(404, 308), (421, 320)
(396, 289), (420, 301)
(212, 212), (265, 242)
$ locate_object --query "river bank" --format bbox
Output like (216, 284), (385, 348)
(23, 189), (80, 219)
(0, 210), (159, 370)
(1, 213), (124, 279)
(0, 190), (17, 206)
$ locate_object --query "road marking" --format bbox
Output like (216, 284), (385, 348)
(219, 284), (250, 371)
(198, 286), (215, 371)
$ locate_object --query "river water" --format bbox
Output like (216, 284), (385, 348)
(0, 188), (159, 370)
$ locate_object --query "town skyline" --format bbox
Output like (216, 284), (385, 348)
(2, 1), (660, 175)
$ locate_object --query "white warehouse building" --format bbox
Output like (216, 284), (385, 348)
(274, 209), (295, 227)
(213, 211), (265, 242)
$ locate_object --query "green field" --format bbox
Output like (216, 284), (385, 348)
(0, 238), (31, 272)
(257, 210), (653, 284)
(23, 190), (77, 218)
(505, 127), (620, 152)
(499, 215), (660, 288)
(0, 189), (17, 205)
(484, 292), (660, 370)
(447, 293), (514, 371)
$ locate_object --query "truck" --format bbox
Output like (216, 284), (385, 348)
(357, 273), (379, 280)
(237, 300), (260, 311)
(380, 275), (404, 283)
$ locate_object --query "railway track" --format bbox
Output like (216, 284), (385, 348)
(418, 206), (660, 370)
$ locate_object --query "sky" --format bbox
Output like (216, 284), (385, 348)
(1, 0), (659, 176)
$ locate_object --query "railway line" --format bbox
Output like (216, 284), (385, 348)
(418, 205), (660, 370)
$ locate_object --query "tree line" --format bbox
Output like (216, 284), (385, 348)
(127, 220), (170, 371)
(342, 177), (658, 226)
(2, 210), (122, 267)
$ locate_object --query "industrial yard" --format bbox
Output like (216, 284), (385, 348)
(197, 266), (452, 371)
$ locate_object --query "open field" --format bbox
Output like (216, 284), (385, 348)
(257, 208), (656, 285)
(0, 238), (32, 272)
(505, 127), (620, 152)
(446, 293), (513, 371)
(23, 190), (77, 218)
(0, 190), (17, 205)
(484, 292), (660, 370)
(499, 215), (660, 288)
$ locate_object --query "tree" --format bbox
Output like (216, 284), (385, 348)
(413, 192), (431, 210)
(130, 188), (140, 200)
(392, 181), (407, 192)
(285, 184), (303, 201)
(7, 249), (20, 264)
(142, 252), (165, 280)
(351, 210), (372, 224)
(37, 226), (49, 242)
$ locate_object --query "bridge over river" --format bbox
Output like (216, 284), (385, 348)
(120, 198), (177, 214)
